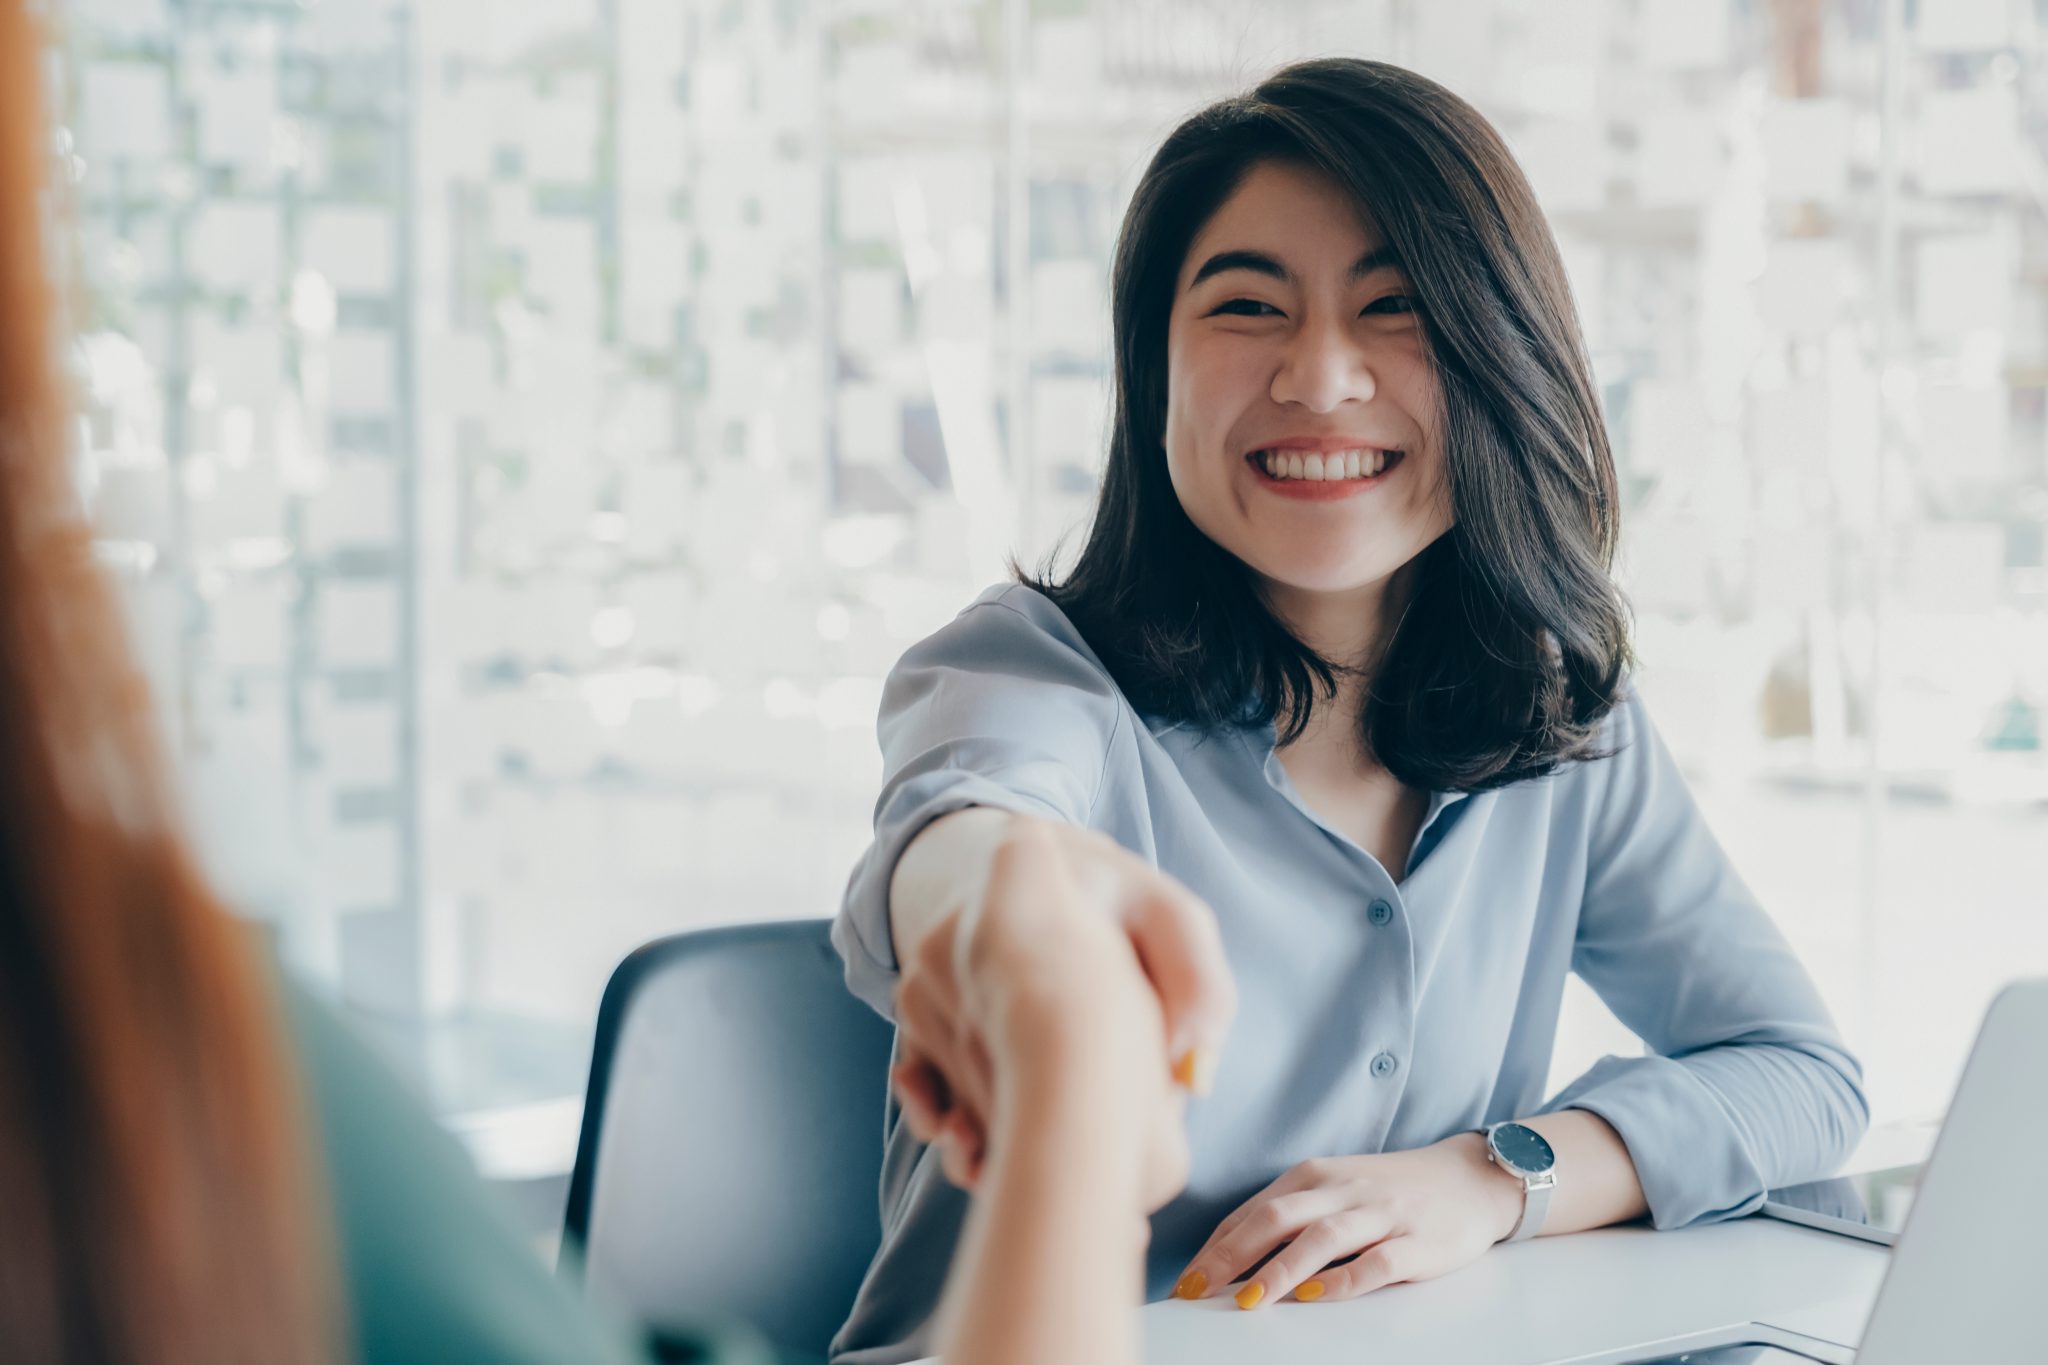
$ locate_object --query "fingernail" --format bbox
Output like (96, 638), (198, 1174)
(1172, 1047), (1216, 1096)
(1174, 1270), (1207, 1300)
(1234, 1282), (1265, 1311)
(1296, 1280), (1326, 1302)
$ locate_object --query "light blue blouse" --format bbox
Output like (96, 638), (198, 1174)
(828, 583), (1868, 1365)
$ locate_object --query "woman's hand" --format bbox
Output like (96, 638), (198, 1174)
(889, 812), (1236, 1206)
(1174, 1134), (1524, 1308)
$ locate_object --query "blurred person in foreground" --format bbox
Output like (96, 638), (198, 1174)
(0, 5), (1213, 1363)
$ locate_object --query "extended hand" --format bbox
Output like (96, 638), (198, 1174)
(1174, 1134), (1524, 1308)
(889, 814), (1236, 1207)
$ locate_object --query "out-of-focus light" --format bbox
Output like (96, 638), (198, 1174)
(181, 455), (219, 500)
(225, 537), (293, 571)
(272, 119), (305, 172)
(494, 298), (540, 344)
(816, 603), (852, 640)
(92, 539), (159, 575)
(623, 665), (677, 693)
(675, 673), (719, 717)
(107, 239), (142, 286)
(77, 331), (155, 409)
(586, 673), (636, 728)
(892, 177), (940, 289)
(189, 374), (218, 410)
(749, 550), (781, 582)
(1880, 364), (1916, 405)
(590, 606), (636, 649)
(220, 406), (256, 462)
(762, 677), (812, 719)
(1957, 331), (2004, 386)
(589, 510), (629, 544)
(159, 165), (197, 203)
(818, 676), (883, 730)
(291, 270), (337, 334)
(821, 514), (907, 568)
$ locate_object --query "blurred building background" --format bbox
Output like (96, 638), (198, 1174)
(40, 0), (2048, 1193)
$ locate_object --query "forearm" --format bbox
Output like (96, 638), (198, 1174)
(1489, 1110), (1648, 1236)
(935, 1036), (1148, 1365)
(888, 807), (1026, 965)
(1540, 1039), (1868, 1229)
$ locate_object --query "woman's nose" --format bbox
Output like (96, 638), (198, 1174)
(1269, 323), (1378, 412)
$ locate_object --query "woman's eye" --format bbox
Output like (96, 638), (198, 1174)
(1208, 296), (1416, 320)
(1212, 298), (1281, 318)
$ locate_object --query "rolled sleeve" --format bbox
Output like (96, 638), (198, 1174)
(832, 587), (1124, 1019)
(1545, 690), (1870, 1229)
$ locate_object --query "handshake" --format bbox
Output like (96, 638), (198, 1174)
(887, 808), (1239, 1216)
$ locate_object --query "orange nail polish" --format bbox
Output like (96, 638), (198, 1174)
(1174, 1270), (1207, 1300)
(1235, 1282), (1265, 1310)
(1296, 1280), (1326, 1302)
(1172, 1048), (1216, 1095)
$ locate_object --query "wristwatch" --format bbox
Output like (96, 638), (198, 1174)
(1481, 1121), (1557, 1243)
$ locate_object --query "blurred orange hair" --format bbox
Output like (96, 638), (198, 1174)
(0, 5), (336, 1361)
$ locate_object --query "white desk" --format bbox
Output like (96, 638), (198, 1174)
(916, 1217), (1889, 1364)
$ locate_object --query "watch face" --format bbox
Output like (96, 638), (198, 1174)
(1490, 1123), (1556, 1176)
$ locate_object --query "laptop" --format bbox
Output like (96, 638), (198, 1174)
(1600, 978), (2046, 1364)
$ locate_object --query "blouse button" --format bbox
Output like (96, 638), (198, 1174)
(1370, 1051), (1399, 1079)
(1367, 898), (1394, 926)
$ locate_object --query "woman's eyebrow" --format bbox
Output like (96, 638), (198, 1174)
(1187, 245), (1401, 290)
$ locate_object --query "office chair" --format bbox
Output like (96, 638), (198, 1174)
(561, 919), (895, 1358)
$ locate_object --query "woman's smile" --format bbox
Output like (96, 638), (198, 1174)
(1247, 446), (1407, 500)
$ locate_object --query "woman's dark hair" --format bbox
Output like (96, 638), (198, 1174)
(1028, 57), (1630, 792)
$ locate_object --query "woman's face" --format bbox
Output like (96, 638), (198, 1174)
(1164, 159), (1453, 606)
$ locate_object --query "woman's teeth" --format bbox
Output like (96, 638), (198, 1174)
(1257, 448), (1390, 481)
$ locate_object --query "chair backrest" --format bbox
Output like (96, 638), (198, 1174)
(561, 919), (894, 1358)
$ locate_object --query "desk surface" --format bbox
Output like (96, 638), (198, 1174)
(914, 1216), (1889, 1364)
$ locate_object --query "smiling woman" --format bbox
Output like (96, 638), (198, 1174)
(831, 56), (1866, 1365)
(1165, 160), (1451, 617)
(1047, 62), (1628, 789)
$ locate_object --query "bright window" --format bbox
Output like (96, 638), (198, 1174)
(48, 0), (2047, 1154)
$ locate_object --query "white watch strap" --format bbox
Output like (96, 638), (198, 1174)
(1504, 1168), (1554, 1243)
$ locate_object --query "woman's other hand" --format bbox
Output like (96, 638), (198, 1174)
(888, 813), (1235, 1209)
(1172, 1135), (1524, 1308)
